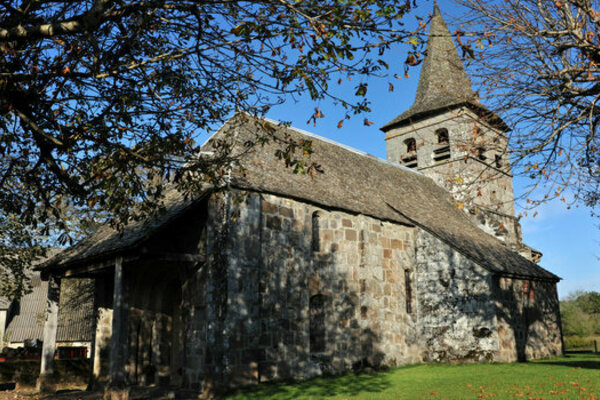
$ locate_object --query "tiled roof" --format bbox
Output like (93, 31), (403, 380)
(4, 273), (93, 343)
(42, 113), (558, 281)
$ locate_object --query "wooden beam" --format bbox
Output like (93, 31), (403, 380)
(108, 256), (128, 387)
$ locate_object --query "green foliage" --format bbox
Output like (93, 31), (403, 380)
(458, 0), (600, 211)
(0, 215), (45, 299)
(0, 0), (425, 294)
(226, 353), (600, 399)
(561, 291), (600, 338)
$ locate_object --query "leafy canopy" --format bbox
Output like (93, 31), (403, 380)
(0, 0), (423, 297)
(458, 0), (600, 213)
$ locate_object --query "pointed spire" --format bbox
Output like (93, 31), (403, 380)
(433, 0), (441, 16)
(381, 3), (479, 132)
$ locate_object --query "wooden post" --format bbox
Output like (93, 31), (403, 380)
(109, 256), (128, 388)
(37, 274), (61, 393)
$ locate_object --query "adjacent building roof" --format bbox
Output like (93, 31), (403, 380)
(41, 113), (559, 281)
(0, 297), (10, 310)
(381, 4), (508, 132)
(39, 188), (197, 273)
(4, 273), (93, 343)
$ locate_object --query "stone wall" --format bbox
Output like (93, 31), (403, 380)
(385, 107), (520, 246)
(415, 229), (500, 362)
(493, 277), (563, 362)
(197, 190), (421, 386)
(102, 188), (563, 391)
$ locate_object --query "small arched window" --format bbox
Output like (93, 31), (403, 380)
(309, 294), (326, 353)
(402, 138), (418, 168)
(433, 128), (451, 162)
(495, 154), (502, 168)
(477, 147), (487, 161)
(436, 128), (449, 144)
(404, 270), (413, 314)
(311, 212), (320, 252)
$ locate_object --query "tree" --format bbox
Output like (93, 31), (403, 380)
(456, 0), (600, 212)
(560, 290), (600, 338)
(0, 215), (45, 299)
(0, 0), (424, 297)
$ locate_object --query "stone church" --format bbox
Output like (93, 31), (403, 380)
(36, 4), (563, 395)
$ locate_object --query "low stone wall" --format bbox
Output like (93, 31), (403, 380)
(0, 360), (89, 388)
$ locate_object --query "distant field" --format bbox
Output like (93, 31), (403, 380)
(565, 335), (600, 352)
(226, 352), (600, 400)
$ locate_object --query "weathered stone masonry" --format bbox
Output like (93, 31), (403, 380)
(161, 189), (561, 388)
(192, 191), (420, 386)
(416, 229), (500, 363)
(415, 230), (562, 364)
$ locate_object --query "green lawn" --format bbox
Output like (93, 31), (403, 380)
(226, 353), (600, 400)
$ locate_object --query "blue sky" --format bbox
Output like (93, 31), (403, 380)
(260, 0), (599, 299)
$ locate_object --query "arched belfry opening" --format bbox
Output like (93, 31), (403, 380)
(380, 1), (527, 250)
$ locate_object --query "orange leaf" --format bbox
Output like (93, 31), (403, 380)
(337, 120), (344, 129)
(364, 119), (374, 126)
(62, 66), (70, 74)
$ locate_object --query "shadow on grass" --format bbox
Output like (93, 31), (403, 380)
(226, 370), (394, 400)
(535, 352), (600, 370)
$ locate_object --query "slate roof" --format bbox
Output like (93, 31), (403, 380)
(0, 297), (9, 310)
(42, 113), (558, 281)
(39, 188), (197, 273)
(381, 4), (508, 132)
(3, 273), (93, 343)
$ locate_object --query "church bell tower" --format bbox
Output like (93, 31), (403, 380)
(382, 3), (540, 261)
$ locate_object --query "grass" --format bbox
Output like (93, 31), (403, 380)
(226, 353), (600, 400)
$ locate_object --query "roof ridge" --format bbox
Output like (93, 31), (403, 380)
(260, 116), (425, 176)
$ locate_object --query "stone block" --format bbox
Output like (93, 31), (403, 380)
(103, 388), (131, 400)
(345, 230), (357, 241)
(391, 239), (403, 250)
(266, 215), (281, 230)
(262, 201), (277, 214)
(279, 206), (294, 218)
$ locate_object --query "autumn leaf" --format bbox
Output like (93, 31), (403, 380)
(355, 83), (368, 96)
(337, 120), (344, 129)
(364, 119), (374, 126)
(405, 54), (420, 66)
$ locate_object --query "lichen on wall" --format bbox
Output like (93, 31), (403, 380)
(415, 229), (499, 362)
